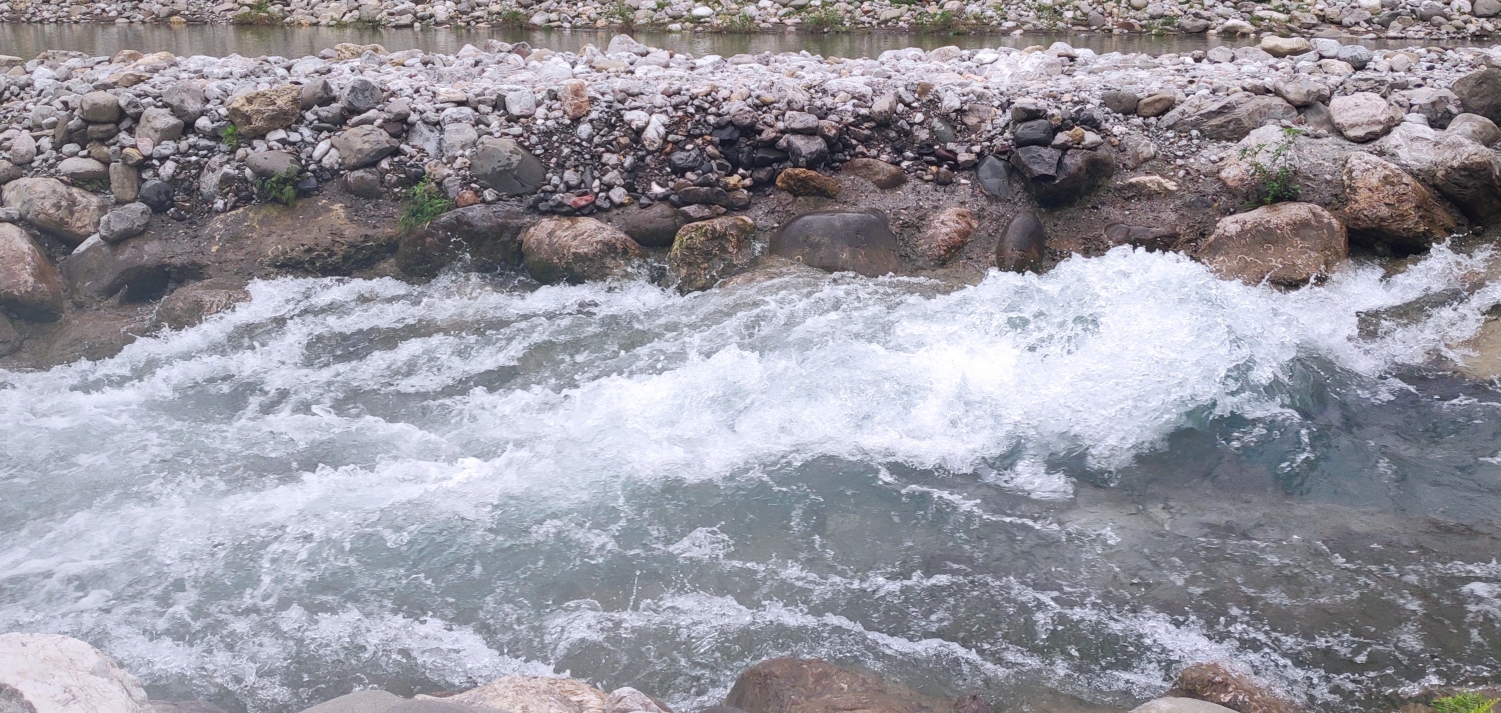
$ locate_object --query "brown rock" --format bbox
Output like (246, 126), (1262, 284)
(1166, 663), (1301, 713)
(521, 217), (645, 284)
(559, 79), (591, 120)
(227, 85), (302, 137)
(916, 207), (978, 265)
(726, 659), (958, 713)
(1104, 223), (1179, 252)
(997, 212), (1046, 272)
(1136, 92), (1177, 118)
(1340, 153), (1458, 251)
(840, 158), (907, 189)
(0, 223), (64, 321)
(455, 190), (480, 207)
(776, 168), (841, 198)
(1197, 202), (1347, 287)
(0, 177), (110, 245)
(668, 216), (757, 291)
(441, 676), (607, 713)
(770, 210), (901, 277)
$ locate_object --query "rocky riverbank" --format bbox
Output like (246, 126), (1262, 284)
(6, 632), (1493, 713)
(1, 36), (1501, 368)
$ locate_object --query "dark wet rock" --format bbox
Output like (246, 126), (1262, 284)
(1029, 149), (1115, 206)
(246, 150), (300, 179)
(726, 659), (962, 713)
(997, 212), (1046, 272)
(1340, 153), (1458, 251)
(153, 278), (250, 331)
(674, 186), (735, 207)
(397, 203), (534, 279)
(770, 210), (901, 277)
(614, 203), (683, 247)
(840, 158), (905, 189)
(915, 207), (977, 265)
(668, 150), (706, 174)
(98, 203), (153, 244)
(1197, 202), (1347, 287)
(778, 134), (829, 167)
(0, 223), (65, 321)
(161, 81), (207, 123)
(473, 138), (547, 196)
(976, 155), (1013, 198)
(0, 311), (20, 357)
(1165, 663), (1301, 713)
(333, 125), (399, 169)
(1102, 90), (1139, 115)
(1009, 146), (1062, 182)
(1104, 223), (1179, 252)
(1452, 67), (1501, 125)
(139, 180), (174, 212)
(776, 168), (840, 198)
(0, 177), (109, 246)
(343, 77), (384, 114)
(1013, 119), (1055, 147)
(669, 215), (757, 292)
(521, 217), (645, 284)
(1161, 93), (1299, 141)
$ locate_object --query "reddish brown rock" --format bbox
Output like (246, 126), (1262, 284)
(916, 206), (978, 265)
(1166, 663), (1301, 713)
(559, 79), (591, 120)
(840, 158), (907, 189)
(776, 168), (841, 198)
(1340, 153), (1459, 251)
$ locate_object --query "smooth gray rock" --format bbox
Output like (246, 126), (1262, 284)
(139, 180), (174, 211)
(342, 168), (383, 198)
(162, 81), (207, 123)
(779, 134), (829, 167)
(976, 155), (1013, 198)
(137, 107), (185, 144)
(332, 125), (398, 169)
(1012, 119), (1055, 147)
(300, 78), (335, 109)
(1129, 698), (1240, 713)
(1448, 113), (1501, 146)
(98, 202), (152, 243)
(342, 77), (383, 114)
(770, 210), (900, 277)
(472, 138), (547, 196)
(614, 202), (683, 247)
(299, 691), (405, 713)
(246, 150), (300, 179)
(58, 156), (108, 183)
(1454, 68), (1501, 125)
(1101, 90), (1139, 115)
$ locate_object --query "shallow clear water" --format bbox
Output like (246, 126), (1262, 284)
(2, 247), (1501, 713)
(0, 23), (1482, 60)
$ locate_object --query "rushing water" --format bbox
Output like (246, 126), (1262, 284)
(0, 23), (1483, 59)
(3, 247), (1501, 713)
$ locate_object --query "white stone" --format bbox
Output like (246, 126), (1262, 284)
(0, 633), (150, 713)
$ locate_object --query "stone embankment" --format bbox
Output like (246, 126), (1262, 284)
(3, 0), (1501, 38)
(0, 631), (1389, 713)
(1, 35), (1501, 366)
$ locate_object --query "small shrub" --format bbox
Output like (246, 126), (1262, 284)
(220, 124), (240, 151)
(495, 6), (530, 27)
(1433, 694), (1499, 713)
(718, 10), (758, 32)
(605, 0), (637, 29)
(399, 177), (454, 233)
(914, 9), (964, 32)
(1239, 126), (1304, 207)
(232, 0), (279, 24)
(255, 167), (303, 207)
(800, 6), (848, 32)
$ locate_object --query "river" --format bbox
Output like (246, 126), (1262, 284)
(0, 23), (1487, 59)
(2, 246), (1500, 712)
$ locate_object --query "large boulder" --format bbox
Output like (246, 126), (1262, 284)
(0, 633), (150, 713)
(769, 210), (901, 277)
(997, 212), (1046, 272)
(1197, 202), (1347, 287)
(1452, 67), (1501, 124)
(227, 85), (302, 137)
(1161, 93), (1299, 141)
(726, 659), (965, 713)
(0, 223), (64, 320)
(473, 138), (547, 196)
(1165, 663), (1300, 713)
(1447, 113), (1501, 146)
(668, 216), (757, 291)
(521, 217), (645, 284)
(1217, 125), (1347, 207)
(1, 177), (109, 245)
(332, 125), (398, 169)
(1427, 136), (1501, 225)
(439, 676), (607, 713)
(395, 203), (534, 278)
(1340, 153), (1458, 250)
(915, 206), (978, 265)
(1328, 92), (1402, 142)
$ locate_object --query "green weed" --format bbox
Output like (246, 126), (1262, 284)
(255, 167), (302, 207)
(220, 124), (240, 151)
(1433, 694), (1499, 713)
(1239, 126), (1304, 207)
(399, 176), (454, 233)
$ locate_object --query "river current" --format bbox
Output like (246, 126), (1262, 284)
(2, 246), (1500, 712)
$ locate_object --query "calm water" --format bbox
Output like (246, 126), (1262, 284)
(2, 246), (1500, 713)
(0, 23), (1484, 59)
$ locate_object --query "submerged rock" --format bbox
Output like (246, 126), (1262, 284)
(770, 210), (901, 277)
(1197, 202), (1347, 287)
(155, 277), (250, 330)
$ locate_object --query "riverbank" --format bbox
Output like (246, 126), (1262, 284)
(2, 35), (1501, 369)
(5, 632), (1494, 713)
(3, 0), (1501, 40)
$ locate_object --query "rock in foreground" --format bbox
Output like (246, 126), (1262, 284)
(1197, 203), (1347, 287)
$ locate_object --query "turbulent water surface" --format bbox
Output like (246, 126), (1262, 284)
(3, 247), (1501, 713)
